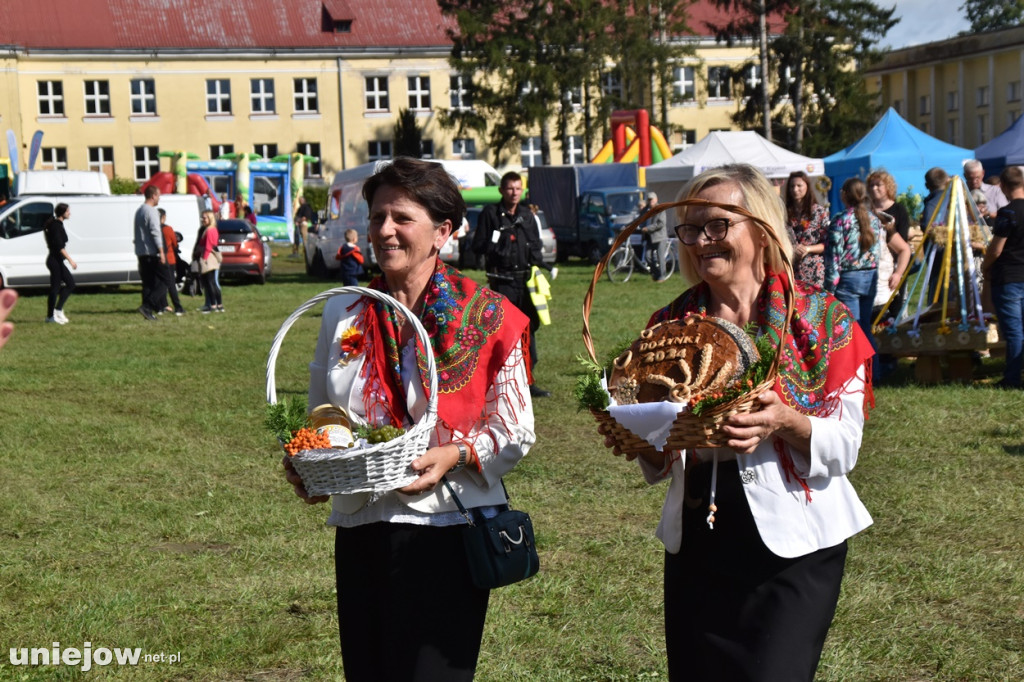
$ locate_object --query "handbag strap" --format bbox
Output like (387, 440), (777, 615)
(442, 476), (511, 528)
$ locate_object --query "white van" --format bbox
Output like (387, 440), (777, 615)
(304, 161), (462, 277)
(14, 170), (112, 197)
(0, 194), (203, 289)
(435, 159), (502, 189)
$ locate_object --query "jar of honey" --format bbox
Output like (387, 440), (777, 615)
(309, 403), (354, 448)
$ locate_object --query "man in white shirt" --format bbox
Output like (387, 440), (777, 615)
(965, 160), (1007, 218)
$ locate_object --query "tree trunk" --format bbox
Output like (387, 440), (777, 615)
(759, 0), (771, 141)
(793, 16), (805, 152)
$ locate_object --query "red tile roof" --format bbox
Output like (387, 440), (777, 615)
(0, 0), (778, 52)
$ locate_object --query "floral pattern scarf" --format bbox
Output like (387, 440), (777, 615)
(358, 260), (530, 434)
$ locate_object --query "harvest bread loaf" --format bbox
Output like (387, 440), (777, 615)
(608, 315), (759, 405)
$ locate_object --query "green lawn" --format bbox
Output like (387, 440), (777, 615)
(0, 253), (1021, 681)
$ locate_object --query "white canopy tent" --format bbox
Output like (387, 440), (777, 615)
(644, 131), (825, 201)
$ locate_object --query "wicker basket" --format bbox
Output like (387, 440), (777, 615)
(582, 198), (794, 455)
(266, 286), (438, 496)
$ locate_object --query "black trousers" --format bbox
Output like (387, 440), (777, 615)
(46, 253), (75, 317)
(137, 255), (164, 313)
(664, 460), (848, 682)
(335, 523), (489, 682)
(489, 276), (539, 370)
(156, 262), (183, 311)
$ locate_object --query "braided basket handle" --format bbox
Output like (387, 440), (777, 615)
(266, 286), (439, 422)
(581, 198), (795, 380)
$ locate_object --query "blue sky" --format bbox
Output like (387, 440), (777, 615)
(880, 1), (973, 49)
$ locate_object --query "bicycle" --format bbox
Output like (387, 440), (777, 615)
(606, 233), (678, 283)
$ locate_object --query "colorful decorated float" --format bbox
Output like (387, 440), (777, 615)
(872, 175), (999, 382)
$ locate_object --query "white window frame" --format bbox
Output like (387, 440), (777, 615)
(672, 66), (695, 101)
(254, 143), (278, 160)
(293, 78), (318, 113)
(1008, 81), (1022, 103)
(420, 139), (434, 159)
(743, 64), (762, 96)
(134, 145), (159, 181)
(919, 94), (931, 115)
(210, 144), (234, 159)
(250, 78), (276, 114)
(520, 136), (542, 168)
(130, 78), (157, 116)
(452, 138), (476, 159)
(947, 91), (959, 112)
(978, 114), (988, 143)
(206, 79), (232, 115)
(37, 80), (64, 116)
(365, 76), (389, 112)
(408, 75), (431, 111)
(563, 87), (583, 113)
(673, 129), (697, 152)
(368, 140), (392, 162)
(977, 86), (990, 107)
(707, 66), (731, 100)
(87, 146), (114, 176)
(947, 118), (959, 145)
(450, 74), (472, 111)
(83, 80), (110, 116)
(297, 142), (322, 177)
(41, 147), (67, 170)
(601, 71), (622, 99)
(565, 135), (584, 164)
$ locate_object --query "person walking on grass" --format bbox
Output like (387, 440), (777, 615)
(157, 208), (186, 316)
(43, 202), (77, 325)
(193, 211), (223, 313)
(134, 186), (165, 321)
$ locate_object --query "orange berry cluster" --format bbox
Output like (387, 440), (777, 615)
(284, 427), (331, 456)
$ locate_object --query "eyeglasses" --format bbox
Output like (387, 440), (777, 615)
(673, 218), (747, 245)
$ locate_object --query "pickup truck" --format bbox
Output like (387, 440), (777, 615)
(528, 163), (645, 262)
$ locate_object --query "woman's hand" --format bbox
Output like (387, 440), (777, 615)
(793, 244), (807, 260)
(398, 444), (461, 495)
(282, 455), (329, 504)
(721, 391), (810, 455)
(0, 288), (17, 351)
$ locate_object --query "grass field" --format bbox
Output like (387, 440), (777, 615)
(1, 253), (1022, 681)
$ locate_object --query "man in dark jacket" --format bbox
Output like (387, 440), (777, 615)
(473, 171), (551, 398)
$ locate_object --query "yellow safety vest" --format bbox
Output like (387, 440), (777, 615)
(527, 266), (552, 326)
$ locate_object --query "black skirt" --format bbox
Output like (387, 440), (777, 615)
(664, 459), (848, 682)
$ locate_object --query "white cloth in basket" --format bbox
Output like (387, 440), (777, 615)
(308, 293), (535, 527)
(603, 376), (687, 452)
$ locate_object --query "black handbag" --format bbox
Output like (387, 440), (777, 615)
(442, 477), (539, 590)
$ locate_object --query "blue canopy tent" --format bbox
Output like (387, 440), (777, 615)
(974, 113), (1024, 173)
(823, 108), (972, 210)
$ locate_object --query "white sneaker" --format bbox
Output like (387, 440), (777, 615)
(46, 316), (67, 325)
(55, 309), (68, 323)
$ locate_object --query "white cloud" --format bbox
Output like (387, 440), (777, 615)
(880, 0), (972, 50)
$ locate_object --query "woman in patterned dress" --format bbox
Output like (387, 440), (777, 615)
(783, 171), (829, 289)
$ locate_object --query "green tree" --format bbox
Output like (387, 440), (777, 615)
(960, 0), (1024, 32)
(392, 108), (424, 158)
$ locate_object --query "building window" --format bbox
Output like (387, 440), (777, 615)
(40, 147), (67, 170)
(88, 146), (115, 178)
(83, 80), (111, 116)
(297, 142), (322, 177)
(919, 121), (930, 134)
(519, 80), (537, 105)
(450, 75), (472, 110)
(563, 87), (582, 112)
(130, 79), (157, 115)
(210, 144), (234, 159)
(977, 86), (990, 107)
(206, 79), (232, 114)
(37, 81), (64, 116)
(601, 71), (622, 99)
(1008, 81), (1022, 103)
(420, 139), (434, 159)
(947, 118), (959, 145)
(368, 140), (392, 162)
(672, 66), (695, 101)
(293, 78), (318, 113)
(408, 76), (431, 111)
(707, 66), (731, 100)
(978, 114), (988, 143)
(742, 64), (762, 96)
(673, 129), (697, 152)
(365, 76), (389, 111)
(250, 79), (276, 114)
(520, 136), (542, 168)
(254, 143), (278, 160)
(134, 146), (159, 182)
(919, 95), (931, 115)
(947, 91), (959, 112)
(453, 138), (476, 159)
(565, 135), (584, 164)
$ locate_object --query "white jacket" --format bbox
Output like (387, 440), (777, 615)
(308, 293), (535, 523)
(638, 366), (873, 559)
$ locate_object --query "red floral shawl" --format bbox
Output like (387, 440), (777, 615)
(358, 260), (530, 434)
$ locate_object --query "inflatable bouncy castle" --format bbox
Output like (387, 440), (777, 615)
(591, 110), (673, 166)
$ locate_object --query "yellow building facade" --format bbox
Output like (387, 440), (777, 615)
(864, 26), (1024, 150)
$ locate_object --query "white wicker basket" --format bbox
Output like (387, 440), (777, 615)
(266, 286), (438, 496)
